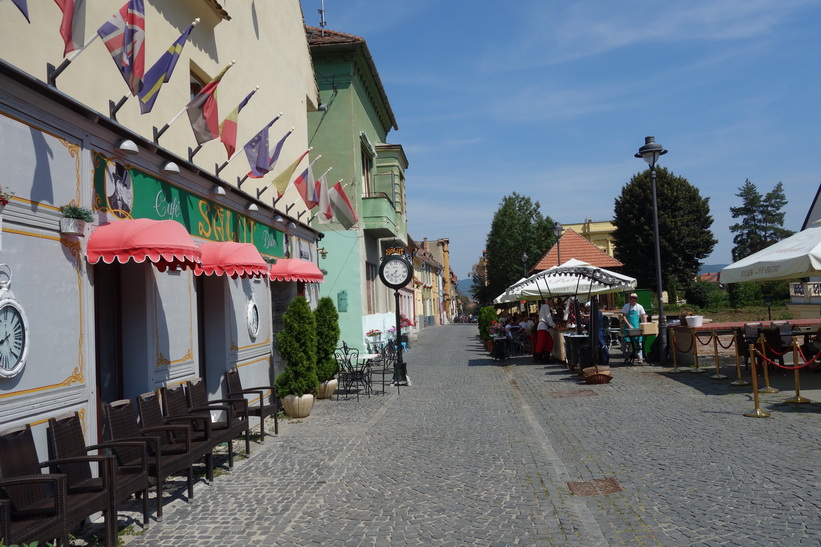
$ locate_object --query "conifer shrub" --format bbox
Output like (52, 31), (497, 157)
(274, 297), (319, 397)
(478, 306), (498, 341)
(314, 296), (340, 383)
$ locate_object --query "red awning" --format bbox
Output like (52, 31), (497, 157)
(269, 258), (324, 282)
(86, 219), (201, 271)
(194, 242), (268, 278)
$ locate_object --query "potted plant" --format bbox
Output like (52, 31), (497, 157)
(58, 203), (93, 235)
(314, 296), (340, 399)
(274, 297), (319, 418)
(478, 306), (498, 351)
(0, 185), (14, 213)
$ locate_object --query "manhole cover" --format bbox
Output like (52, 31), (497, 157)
(566, 478), (622, 496)
(548, 389), (598, 398)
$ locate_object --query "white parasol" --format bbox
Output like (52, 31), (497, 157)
(495, 259), (637, 302)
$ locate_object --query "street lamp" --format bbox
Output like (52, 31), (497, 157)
(521, 252), (528, 277)
(553, 222), (563, 265)
(635, 136), (668, 365)
(764, 296), (773, 321)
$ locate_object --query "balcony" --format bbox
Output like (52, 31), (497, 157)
(361, 192), (399, 237)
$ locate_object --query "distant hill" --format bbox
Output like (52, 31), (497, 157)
(456, 278), (473, 296)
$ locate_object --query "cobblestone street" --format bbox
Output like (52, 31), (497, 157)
(117, 324), (821, 546)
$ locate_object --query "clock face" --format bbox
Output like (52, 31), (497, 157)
(379, 257), (412, 288)
(0, 300), (28, 378)
(247, 301), (260, 338)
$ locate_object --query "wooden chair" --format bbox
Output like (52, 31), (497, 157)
(137, 391), (214, 483)
(224, 366), (279, 442)
(48, 413), (150, 531)
(185, 377), (252, 463)
(0, 426), (68, 546)
(0, 424), (115, 546)
(103, 399), (194, 521)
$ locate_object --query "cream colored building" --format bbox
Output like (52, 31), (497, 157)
(562, 218), (617, 258)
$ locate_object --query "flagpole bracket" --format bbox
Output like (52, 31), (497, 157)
(256, 186), (269, 199)
(237, 174), (248, 188)
(109, 96), (129, 121)
(188, 144), (202, 163)
(153, 125), (169, 144)
(46, 61), (70, 88)
(285, 204), (295, 214)
(215, 161), (229, 176)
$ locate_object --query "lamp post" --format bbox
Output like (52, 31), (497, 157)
(635, 136), (668, 365)
(764, 296), (773, 321)
(521, 252), (528, 278)
(553, 222), (563, 265)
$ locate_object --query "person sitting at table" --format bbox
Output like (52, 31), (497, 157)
(621, 293), (647, 363)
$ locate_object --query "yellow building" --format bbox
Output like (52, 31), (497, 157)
(562, 219), (617, 258)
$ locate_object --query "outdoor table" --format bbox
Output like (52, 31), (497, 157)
(491, 336), (509, 360)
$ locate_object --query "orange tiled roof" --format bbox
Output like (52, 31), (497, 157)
(532, 228), (622, 272)
(699, 272), (720, 283)
(306, 26), (364, 46)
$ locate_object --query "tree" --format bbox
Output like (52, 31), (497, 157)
(314, 297), (340, 383)
(612, 167), (716, 295)
(729, 179), (793, 261)
(274, 297), (319, 397)
(479, 193), (556, 305)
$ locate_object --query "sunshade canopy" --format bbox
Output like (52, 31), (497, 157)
(496, 259), (636, 303)
(269, 258), (324, 282)
(194, 242), (269, 278)
(720, 220), (821, 283)
(86, 219), (201, 271)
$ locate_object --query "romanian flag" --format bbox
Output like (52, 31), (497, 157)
(293, 161), (318, 209)
(54, 0), (86, 56)
(97, 0), (146, 95)
(243, 117), (279, 178)
(137, 23), (194, 114)
(329, 181), (357, 230)
(272, 149), (309, 197)
(186, 63), (232, 145)
(12, 0), (29, 23)
(220, 89), (257, 157)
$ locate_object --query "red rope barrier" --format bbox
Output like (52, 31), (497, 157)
(759, 340), (791, 357)
(695, 331), (713, 346)
(716, 334), (735, 350)
(796, 346), (821, 371)
(753, 347), (813, 371)
(672, 333), (694, 353)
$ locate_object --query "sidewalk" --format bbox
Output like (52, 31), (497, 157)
(103, 324), (821, 545)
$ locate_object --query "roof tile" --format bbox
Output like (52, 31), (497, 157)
(533, 228), (623, 272)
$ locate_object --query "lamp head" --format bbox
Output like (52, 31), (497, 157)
(635, 136), (667, 167)
(553, 222), (563, 237)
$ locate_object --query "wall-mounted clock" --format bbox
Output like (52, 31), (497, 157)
(0, 265), (29, 379)
(378, 255), (413, 290)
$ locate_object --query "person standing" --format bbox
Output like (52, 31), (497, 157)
(621, 293), (647, 363)
(535, 298), (556, 362)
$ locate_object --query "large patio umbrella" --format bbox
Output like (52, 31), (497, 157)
(720, 220), (821, 283)
(506, 259), (636, 301)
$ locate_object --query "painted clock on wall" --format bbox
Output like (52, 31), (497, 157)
(378, 255), (413, 290)
(247, 299), (260, 338)
(0, 264), (29, 379)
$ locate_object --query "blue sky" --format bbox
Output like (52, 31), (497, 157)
(301, 0), (821, 280)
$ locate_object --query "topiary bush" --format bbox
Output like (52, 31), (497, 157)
(314, 296), (340, 383)
(478, 306), (498, 341)
(274, 297), (319, 397)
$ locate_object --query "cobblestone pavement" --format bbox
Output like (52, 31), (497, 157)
(111, 324), (821, 546)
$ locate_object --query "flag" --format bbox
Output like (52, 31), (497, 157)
(244, 117), (279, 178)
(329, 181), (357, 229)
(137, 23), (194, 114)
(54, 0), (86, 55)
(97, 0), (146, 95)
(265, 130), (291, 172)
(293, 162), (318, 209)
(272, 149), (309, 197)
(314, 171), (331, 221)
(219, 89), (256, 157)
(12, 0), (29, 23)
(186, 63), (232, 145)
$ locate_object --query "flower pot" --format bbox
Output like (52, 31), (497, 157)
(316, 378), (338, 400)
(60, 218), (86, 236)
(484, 339), (494, 352)
(281, 393), (314, 418)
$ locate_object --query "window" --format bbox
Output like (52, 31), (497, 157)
(361, 149), (373, 197)
(365, 262), (377, 314)
(190, 71), (205, 100)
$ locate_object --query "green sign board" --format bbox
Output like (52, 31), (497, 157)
(92, 152), (282, 256)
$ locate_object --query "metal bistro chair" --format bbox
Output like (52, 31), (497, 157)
(371, 342), (397, 395)
(48, 412), (150, 533)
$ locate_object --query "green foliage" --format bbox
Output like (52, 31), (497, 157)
(314, 297), (340, 382)
(58, 203), (94, 222)
(612, 167), (716, 293)
(729, 179), (793, 261)
(274, 297), (319, 397)
(478, 306), (497, 341)
(478, 193), (556, 305)
(727, 280), (790, 308)
(684, 281), (727, 309)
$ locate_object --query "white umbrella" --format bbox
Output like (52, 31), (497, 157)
(720, 220), (821, 283)
(504, 259), (636, 301)
(493, 277), (529, 305)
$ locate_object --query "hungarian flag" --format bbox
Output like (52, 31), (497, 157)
(272, 149), (309, 197)
(293, 161), (318, 209)
(329, 181), (357, 230)
(243, 116), (279, 178)
(54, 0), (86, 56)
(219, 89), (257, 157)
(186, 63), (232, 145)
(12, 0), (29, 23)
(137, 22), (194, 114)
(97, 0), (146, 95)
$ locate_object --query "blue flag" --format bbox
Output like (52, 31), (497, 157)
(12, 0), (29, 23)
(138, 23), (194, 114)
(244, 117), (280, 178)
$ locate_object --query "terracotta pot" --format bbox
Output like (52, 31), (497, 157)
(316, 378), (338, 400)
(281, 394), (315, 418)
(485, 339), (494, 352)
